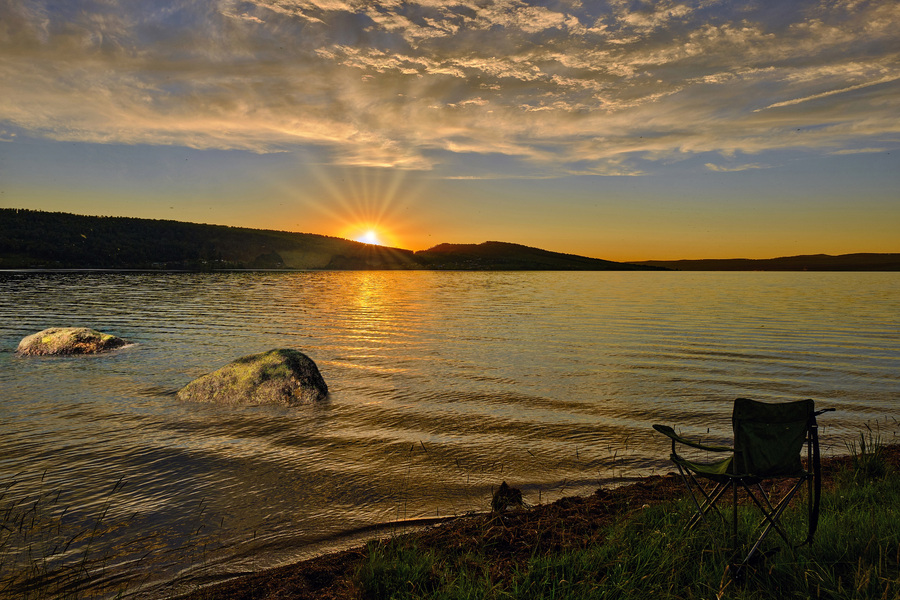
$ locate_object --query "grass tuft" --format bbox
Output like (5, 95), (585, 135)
(355, 540), (441, 600)
(843, 423), (889, 484)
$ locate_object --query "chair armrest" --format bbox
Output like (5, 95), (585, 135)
(653, 424), (733, 452)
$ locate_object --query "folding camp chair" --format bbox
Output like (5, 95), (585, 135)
(653, 398), (833, 577)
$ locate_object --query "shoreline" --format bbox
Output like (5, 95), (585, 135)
(174, 445), (899, 600)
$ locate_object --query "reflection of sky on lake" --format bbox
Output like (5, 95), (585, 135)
(0, 271), (898, 593)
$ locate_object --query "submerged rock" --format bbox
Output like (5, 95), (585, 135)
(17, 327), (128, 356)
(177, 349), (328, 406)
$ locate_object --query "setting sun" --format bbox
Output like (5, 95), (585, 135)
(343, 223), (396, 246)
(357, 230), (381, 245)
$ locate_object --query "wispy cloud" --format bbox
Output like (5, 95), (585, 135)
(705, 162), (767, 172)
(1, 0), (898, 175)
(830, 147), (890, 155)
(756, 75), (900, 111)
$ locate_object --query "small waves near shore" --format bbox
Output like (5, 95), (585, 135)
(1, 270), (898, 596)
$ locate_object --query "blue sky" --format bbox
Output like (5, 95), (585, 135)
(1, 0), (898, 260)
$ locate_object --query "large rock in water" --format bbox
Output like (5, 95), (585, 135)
(176, 349), (328, 406)
(17, 327), (128, 356)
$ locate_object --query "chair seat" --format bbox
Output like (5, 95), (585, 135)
(671, 453), (734, 481)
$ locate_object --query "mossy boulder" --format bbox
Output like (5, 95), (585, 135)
(17, 327), (128, 356)
(176, 349), (328, 406)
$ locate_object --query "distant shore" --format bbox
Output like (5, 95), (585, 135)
(4, 209), (898, 271)
(0, 209), (658, 271)
(632, 253), (900, 271)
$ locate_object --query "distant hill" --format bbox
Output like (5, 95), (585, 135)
(0, 209), (652, 271)
(632, 254), (900, 271)
(415, 241), (659, 270)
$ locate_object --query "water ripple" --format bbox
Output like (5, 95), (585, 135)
(1, 271), (899, 595)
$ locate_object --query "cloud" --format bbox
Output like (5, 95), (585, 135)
(1, 0), (898, 174)
(830, 147), (889, 155)
(755, 75), (900, 111)
(705, 162), (767, 172)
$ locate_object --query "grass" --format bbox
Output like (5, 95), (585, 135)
(843, 423), (888, 484)
(0, 478), (227, 600)
(355, 439), (899, 600)
(0, 475), (147, 600)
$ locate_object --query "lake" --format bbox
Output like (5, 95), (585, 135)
(1, 270), (898, 596)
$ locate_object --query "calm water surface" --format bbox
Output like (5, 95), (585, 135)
(1, 271), (898, 595)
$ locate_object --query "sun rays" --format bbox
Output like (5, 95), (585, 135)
(289, 160), (430, 249)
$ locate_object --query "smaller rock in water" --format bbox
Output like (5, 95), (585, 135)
(176, 349), (328, 407)
(17, 327), (128, 356)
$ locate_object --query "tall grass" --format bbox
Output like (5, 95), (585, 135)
(0, 476), (141, 600)
(843, 423), (888, 483)
(0, 472), (232, 600)
(356, 439), (898, 600)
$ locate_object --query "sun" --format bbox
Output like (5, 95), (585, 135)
(344, 222), (396, 246)
(357, 229), (381, 245)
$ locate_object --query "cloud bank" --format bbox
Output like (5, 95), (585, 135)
(1, 0), (898, 176)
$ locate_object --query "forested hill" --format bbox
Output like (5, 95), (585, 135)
(0, 209), (419, 270)
(0, 209), (655, 271)
(414, 242), (656, 270)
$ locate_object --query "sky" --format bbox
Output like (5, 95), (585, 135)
(1, 0), (898, 261)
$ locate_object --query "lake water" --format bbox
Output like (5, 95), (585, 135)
(1, 271), (898, 596)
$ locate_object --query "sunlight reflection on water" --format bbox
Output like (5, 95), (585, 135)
(0, 270), (898, 595)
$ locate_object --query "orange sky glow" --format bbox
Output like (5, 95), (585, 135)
(0, 0), (897, 261)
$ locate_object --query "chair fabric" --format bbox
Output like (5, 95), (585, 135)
(731, 398), (813, 477)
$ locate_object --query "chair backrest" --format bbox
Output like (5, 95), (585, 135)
(732, 398), (814, 477)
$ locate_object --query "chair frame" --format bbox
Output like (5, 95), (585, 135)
(654, 399), (834, 576)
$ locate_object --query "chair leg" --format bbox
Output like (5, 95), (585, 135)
(675, 465), (729, 531)
(739, 477), (806, 568)
(745, 479), (805, 547)
(689, 481), (730, 530)
(732, 479), (738, 554)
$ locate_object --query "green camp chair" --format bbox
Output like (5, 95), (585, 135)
(653, 398), (834, 576)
